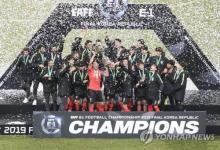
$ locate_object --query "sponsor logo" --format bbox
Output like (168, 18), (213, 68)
(99, 0), (128, 19)
(41, 115), (61, 135)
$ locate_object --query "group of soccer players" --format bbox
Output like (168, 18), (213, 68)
(17, 37), (187, 112)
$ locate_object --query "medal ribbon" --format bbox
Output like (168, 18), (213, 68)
(110, 68), (116, 80)
(79, 71), (84, 81)
(23, 56), (29, 65)
(148, 71), (154, 81)
(142, 54), (147, 62)
(139, 69), (145, 79)
(156, 56), (161, 66)
(51, 53), (57, 63)
(40, 53), (45, 63)
(129, 54), (136, 64)
(48, 67), (53, 78)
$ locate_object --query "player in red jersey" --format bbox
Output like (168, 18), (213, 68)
(87, 51), (109, 112)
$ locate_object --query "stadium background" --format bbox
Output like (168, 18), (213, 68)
(0, 0), (220, 149)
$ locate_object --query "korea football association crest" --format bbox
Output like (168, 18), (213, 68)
(41, 115), (62, 135)
(98, 0), (128, 19)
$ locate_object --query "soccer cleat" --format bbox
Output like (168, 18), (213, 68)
(32, 99), (37, 106)
(22, 97), (29, 104)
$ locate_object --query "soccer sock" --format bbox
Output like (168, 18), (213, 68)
(108, 100), (114, 111)
(154, 105), (160, 112)
(142, 99), (147, 112)
(66, 96), (74, 111)
(75, 99), (80, 111)
(89, 104), (94, 112)
(104, 102), (108, 111)
(121, 104), (130, 112)
(98, 103), (105, 112)
(127, 99), (133, 111)
(137, 101), (142, 112)
(148, 104), (153, 112)
(82, 99), (87, 111)
(119, 101), (123, 111)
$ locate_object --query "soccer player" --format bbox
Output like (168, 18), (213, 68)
(146, 64), (163, 112)
(87, 51), (109, 112)
(58, 61), (75, 111)
(134, 61), (148, 111)
(41, 59), (58, 111)
(137, 45), (151, 69)
(116, 58), (134, 112)
(103, 61), (118, 111)
(47, 46), (62, 69)
(128, 46), (138, 66)
(18, 48), (33, 103)
(173, 62), (188, 111)
(136, 39), (146, 54)
(160, 59), (177, 110)
(73, 62), (88, 111)
(31, 44), (47, 105)
(81, 40), (93, 64)
(150, 47), (168, 74)
(108, 38), (129, 62)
